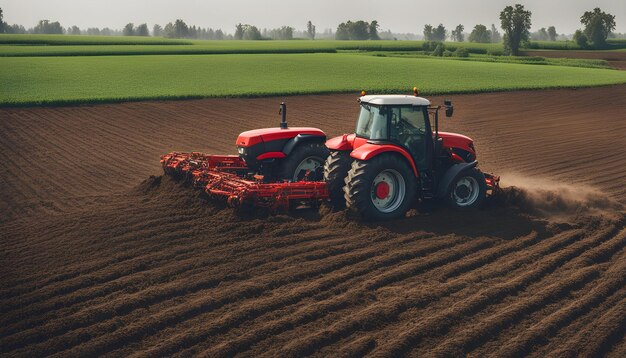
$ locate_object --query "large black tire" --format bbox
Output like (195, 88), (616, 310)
(344, 154), (417, 220)
(445, 168), (486, 210)
(276, 142), (329, 182)
(323, 151), (352, 208)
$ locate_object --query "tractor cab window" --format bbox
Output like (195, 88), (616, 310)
(356, 104), (387, 140)
(389, 106), (429, 169)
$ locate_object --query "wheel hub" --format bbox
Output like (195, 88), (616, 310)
(455, 184), (471, 199)
(370, 169), (406, 213)
(375, 181), (390, 199)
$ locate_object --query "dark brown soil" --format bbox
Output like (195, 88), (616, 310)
(1, 86), (625, 357)
(524, 50), (626, 70)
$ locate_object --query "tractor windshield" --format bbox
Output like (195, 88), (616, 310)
(355, 104), (387, 140)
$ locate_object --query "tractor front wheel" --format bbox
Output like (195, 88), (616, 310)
(276, 142), (329, 182)
(446, 168), (486, 210)
(344, 155), (417, 220)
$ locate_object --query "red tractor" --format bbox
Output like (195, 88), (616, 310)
(161, 91), (498, 219)
(324, 90), (498, 219)
(235, 103), (329, 183)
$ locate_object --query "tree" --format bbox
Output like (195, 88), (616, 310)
(348, 20), (369, 40)
(268, 26), (293, 40)
(580, 8), (616, 48)
(234, 23), (244, 40)
(432, 24), (447, 41)
(153, 24), (162, 37)
(123, 23), (135, 36)
(469, 24), (491, 43)
(6, 24), (26, 34)
(215, 29), (224, 40)
(163, 23), (174, 38)
(0, 7), (4, 33)
(306, 20), (316, 40)
(70, 25), (81, 35)
(451, 24), (464, 42)
(573, 29), (588, 48)
(424, 24), (447, 41)
(547, 26), (557, 41)
(368, 20), (380, 40)
(174, 19), (189, 38)
(532, 27), (548, 41)
(423, 24), (433, 40)
(336, 21), (379, 40)
(243, 25), (261, 40)
(136, 23), (149, 36)
(188, 25), (197, 39)
(490, 24), (501, 43)
(336, 22), (350, 40)
(500, 4), (532, 55)
(33, 20), (64, 34)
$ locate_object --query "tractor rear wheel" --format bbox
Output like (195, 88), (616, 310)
(446, 168), (486, 210)
(323, 151), (352, 207)
(344, 155), (417, 220)
(276, 142), (329, 182)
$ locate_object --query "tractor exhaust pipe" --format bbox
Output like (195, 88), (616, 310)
(279, 102), (288, 129)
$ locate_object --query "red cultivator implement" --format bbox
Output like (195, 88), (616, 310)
(161, 152), (329, 211)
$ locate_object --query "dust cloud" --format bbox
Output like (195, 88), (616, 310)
(495, 174), (624, 219)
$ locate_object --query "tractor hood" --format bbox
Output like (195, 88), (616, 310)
(438, 131), (474, 151)
(236, 127), (325, 147)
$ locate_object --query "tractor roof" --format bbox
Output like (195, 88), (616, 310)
(359, 95), (431, 106)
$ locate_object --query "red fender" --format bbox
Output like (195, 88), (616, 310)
(326, 133), (356, 151)
(350, 143), (419, 177)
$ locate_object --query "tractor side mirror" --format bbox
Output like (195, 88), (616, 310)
(444, 100), (453, 117)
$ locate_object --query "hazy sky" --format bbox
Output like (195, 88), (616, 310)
(3, 0), (625, 34)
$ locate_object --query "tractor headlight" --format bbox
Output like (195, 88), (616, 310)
(237, 147), (246, 155)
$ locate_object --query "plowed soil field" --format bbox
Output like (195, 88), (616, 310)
(1, 85), (625, 357)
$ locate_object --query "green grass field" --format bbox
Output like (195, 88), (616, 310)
(0, 44), (338, 56)
(2, 53), (625, 106)
(2, 35), (625, 57)
(0, 35), (500, 56)
(369, 52), (611, 69)
(0, 34), (191, 45)
(3, 34), (625, 57)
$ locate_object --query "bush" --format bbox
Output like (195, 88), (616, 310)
(487, 48), (504, 56)
(454, 47), (469, 57)
(422, 41), (442, 51)
(573, 29), (588, 49)
(431, 43), (445, 56)
(443, 50), (453, 57)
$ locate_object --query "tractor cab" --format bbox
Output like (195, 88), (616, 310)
(356, 94), (434, 171)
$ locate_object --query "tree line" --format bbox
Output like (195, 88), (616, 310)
(0, 5), (619, 51)
(335, 20), (380, 40)
(417, 4), (616, 54)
